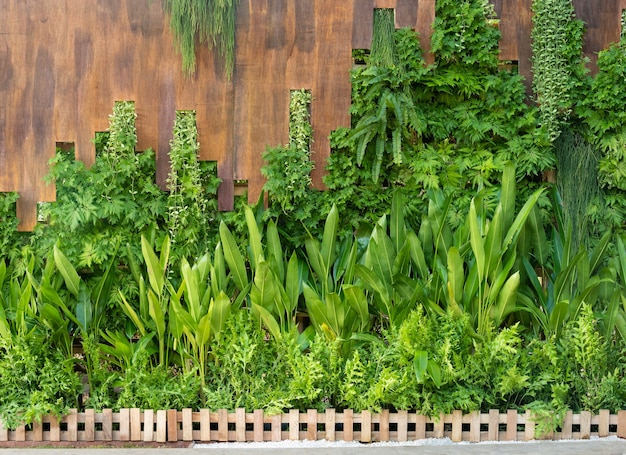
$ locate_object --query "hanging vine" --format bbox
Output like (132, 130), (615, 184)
(370, 9), (397, 68)
(530, 0), (586, 141)
(162, 0), (239, 78)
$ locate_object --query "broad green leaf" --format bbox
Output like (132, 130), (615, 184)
(53, 244), (80, 297)
(181, 258), (201, 320)
(142, 236), (165, 296)
(492, 272), (520, 327)
(447, 246), (464, 308)
(267, 220), (285, 282)
(528, 205), (548, 265)
(252, 303), (282, 340)
(355, 264), (390, 306)
(390, 190), (406, 254)
(219, 221), (249, 291)
(118, 291), (147, 335)
(468, 200), (485, 283)
(250, 260), (277, 311)
(75, 282), (92, 333)
(245, 205), (264, 271)
(343, 284), (369, 331)
(483, 204), (503, 279)
(414, 351), (428, 383)
(408, 231), (429, 278)
(500, 161), (516, 232)
(428, 360), (442, 388)
(320, 205), (339, 276)
(209, 291), (232, 340)
(502, 188), (545, 250)
(285, 252), (301, 315)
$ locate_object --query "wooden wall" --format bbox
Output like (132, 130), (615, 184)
(0, 1), (624, 230)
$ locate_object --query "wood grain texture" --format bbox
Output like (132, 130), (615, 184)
(0, 0), (622, 229)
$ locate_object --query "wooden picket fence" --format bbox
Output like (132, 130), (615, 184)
(1, 409), (626, 444)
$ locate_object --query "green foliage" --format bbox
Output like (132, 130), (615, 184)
(531, 0), (587, 141)
(0, 192), (21, 261)
(262, 89), (315, 219)
(162, 0), (239, 78)
(0, 335), (81, 429)
(370, 9), (397, 68)
(37, 101), (167, 271)
(167, 110), (219, 263)
(431, 0), (500, 68)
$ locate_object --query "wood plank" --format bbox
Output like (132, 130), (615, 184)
(102, 409), (112, 441)
(506, 409), (517, 441)
(156, 410), (167, 443)
(488, 409), (499, 441)
(83, 409), (95, 442)
(217, 409), (228, 442)
(143, 409), (154, 442)
(325, 409), (336, 442)
(32, 421), (43, 442)
(361, 410), (372, 443)
(119, 408), (130, 441)
(599, 410), (610, 438)
(289, 409), (300, 440)
(15, 424), (25, 442)
(352, 0), (375, 49)
(562, 410), (573, 440)
(0, 418), (8, 442)
(67, 409), (78, 441)
(524, 410), (535, 441)
(397, 410), (407, 442)
(307, 409), (318, 441)
(396, 0), (419, 29)
(199, 409), (210, 442)
(272, 414), (282, 442)
(415, 414), (426, 440)
(469, 411), (480, 443)
(379, 409), (390, 442)
(618, 411), (626, 439)
(580, 411), (591, 440)
(253, 409), (264, 442)
(451, 410), (462, 442)
(182, 408), (193, 442)
(235, 408), (246, 442)
(343, 410), (354, 442)
(130, 408), (141, 441)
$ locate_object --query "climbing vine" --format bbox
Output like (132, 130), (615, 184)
(162, 0), (239, 78)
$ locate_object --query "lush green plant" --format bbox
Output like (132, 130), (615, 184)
(167, 110), (219, 264)
(0, 192), (21, 261)
(262, 89), (316, 222)
(370, 9), (397, 68)
(162, 0), (239, 77)
(0, 334), (81, 429)
(36, 101), (167, 271)
(531, 0), (587, 141)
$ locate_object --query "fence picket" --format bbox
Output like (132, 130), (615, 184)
(253, 409), (264, 442)
(182, 408), (193, 442)
(307, 409), (317, 441)
(580, 411), (591, 439)
(143, 409), (154, 442)
(343, 410), (354, 442)
(361, 410), (371, 443)
(289, 409), (299, 441)
(102, 409), (112, 441)
(506, 409), (517, 441)
(599, 409), (610, 437)
(156, 410), (167, 443)
(379, 409), (389, 442)
(325, 409), (336, 442)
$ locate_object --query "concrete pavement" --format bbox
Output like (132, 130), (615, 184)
(0, 438), (625, 454)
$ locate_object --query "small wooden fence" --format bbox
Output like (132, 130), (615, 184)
(1, 409), (626, 444)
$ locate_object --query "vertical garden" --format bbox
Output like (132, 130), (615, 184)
(1, 0), (626, 437)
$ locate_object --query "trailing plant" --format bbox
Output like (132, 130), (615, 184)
(167, 110), (219, 264)
(370, 9), (397, 68)
(262, 89), (316, 223)
(0, 192), (21, 262)
(162, 0), (239, 78)
(531, 0), (587, 141)
(36, 101), (167, 272)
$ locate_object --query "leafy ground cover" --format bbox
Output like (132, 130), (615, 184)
(1, 0), (626, 437)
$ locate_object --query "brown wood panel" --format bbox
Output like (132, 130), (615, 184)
(494, 0), (520, 61)
(396, 0), (419, 29)
(353, 0), (375, 49)
(573, 0), (621, 72)
(416, 0), (435, 62)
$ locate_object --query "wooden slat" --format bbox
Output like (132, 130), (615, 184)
(562, 411), (573, 440)
(325, 409), (336, 442)
(67, 409), (78, 441)
(199, 409), (210, 442)
(415, 414), (426, 440)
(506, 409), (517, 441)
(32, 420), (43, 442)
(433, 414), (444, 439)
(580, 411), (591, 440)
(343, 409), (354, 442)
(599, 410), (610, 438)
(15, 424), (25, 442)
(235, 408), (246, 442)
(307, 409), (318, 441)
(361, 411), (372, 443)
(102, 409), (112, 441)
(130, 408), (141, 441)
(397, 410), (407, 442)
(289, 409), (300, 440)
(0, 418), (8, 441)
(217, 409), (228, 442)
(253, 409), (264, 442)
(451, 410), (462, 442)
(617, 410), (626, 438)
(469, 411), (480, 443)
(143, 409), (154, 442)
(272, 414), (282, 442)
(524, 410), (535, 441)
(119, 408), (130, 441)
(488, 409), (499, 441)
(156, 410), (167, 443)
(182, 408), (193, 442)
(379, 409), (390, 442)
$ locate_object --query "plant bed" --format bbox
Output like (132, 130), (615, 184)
(1, 409), (625, 445)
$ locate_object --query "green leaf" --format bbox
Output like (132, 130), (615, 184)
(53, 244), (80, 297)
(414, 351), (428, 383)
(219, 221), (249, 291)
(245, 205), (264, 271)
(142, 236), (165, 297)
(468, 199), (485, 283)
